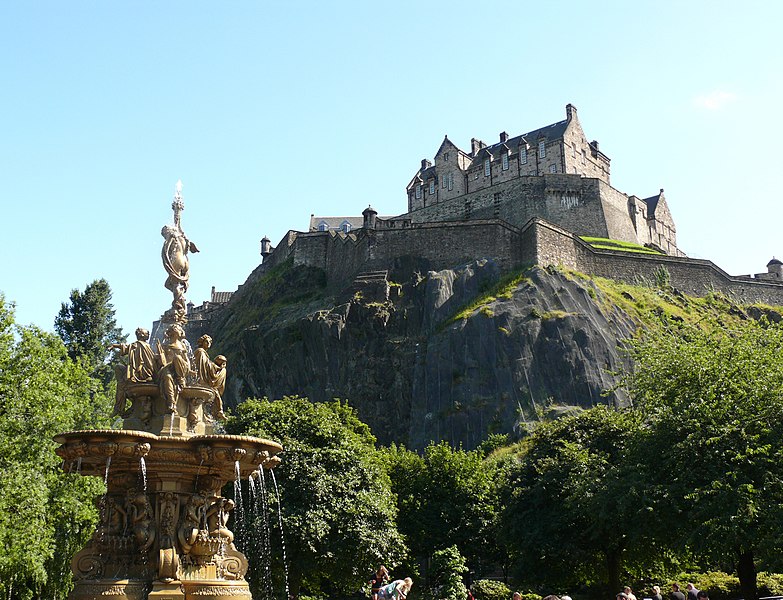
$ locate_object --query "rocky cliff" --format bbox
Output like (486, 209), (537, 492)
(207, 257), (775, 450)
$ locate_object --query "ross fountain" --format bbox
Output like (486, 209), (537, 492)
(54, 181), (283, 600)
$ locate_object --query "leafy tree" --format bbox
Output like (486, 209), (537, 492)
(625, 319), (783, 600)
(54, 278), (125, 385)
(226, 396), (407, 599)
(0, 295), (112, 599)
(427, 545), (468, 600)
(385, 442), (501, 581)
(499, 406), (674, 595)
(471, 579), (512, 600)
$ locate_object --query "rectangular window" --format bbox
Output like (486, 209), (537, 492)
(442, 176), (447, 189)
(464, 200), (472, 220)
(549, 164), (557, 173)
(493, 192), (501, 217)
(448, 172), (454, 191)
(520, 147), (527, 165)
(415, 185), (422, 199)
(502, 153), (509, 171)
(538, 140), (546, 158)
(484, 158), (491, 177)
(429, 180), (435, 195)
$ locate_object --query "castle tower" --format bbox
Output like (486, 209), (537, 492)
(363, 205), (378, 230)
(260, 235), (272, 261)
(767, 257), (783, 279)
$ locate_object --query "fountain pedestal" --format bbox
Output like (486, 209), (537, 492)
(56, 418), (281, 600)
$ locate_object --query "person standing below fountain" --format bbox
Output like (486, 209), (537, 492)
(158, 323), (193, 413)
(194, 334), (227, 420)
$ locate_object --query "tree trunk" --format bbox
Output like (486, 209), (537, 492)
(737, 549), (757, 600)
(606, 549), (621, 598)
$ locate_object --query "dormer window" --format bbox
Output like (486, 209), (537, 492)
(502, 153), (509, 171)
(415, 185), (422, 199)
(318, 222), (328, 232)
(520, 147), (527, 165)
(484, 158), (491, 177)
(342, 221), (352, 233)
(538, 140), (546, 158)
(429, 180), (435, 195)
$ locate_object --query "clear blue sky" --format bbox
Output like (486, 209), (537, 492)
(2, 1), (782, 334)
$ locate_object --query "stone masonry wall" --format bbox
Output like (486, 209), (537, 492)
(525, 219), (783, 305)
(404, 175), (618, 241)
(253, 217), (783, 308)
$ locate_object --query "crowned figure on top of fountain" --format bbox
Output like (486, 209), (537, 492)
(161, 180), (199, 325)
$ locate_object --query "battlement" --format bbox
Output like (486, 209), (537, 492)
(252, 216), (783, 306)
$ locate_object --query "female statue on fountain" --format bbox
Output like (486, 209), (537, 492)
(157, 324), (193, 413)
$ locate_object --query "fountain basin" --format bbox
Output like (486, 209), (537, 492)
(54, 429), (283, 600)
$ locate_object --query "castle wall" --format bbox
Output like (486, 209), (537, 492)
(368, 220), (520, 272)
(596, 181), (641, 244)
(403, 174), (623, 243)
(525, 219), (783, 305)
(253, 217), (783, 312)
(561, 118), (610, 183)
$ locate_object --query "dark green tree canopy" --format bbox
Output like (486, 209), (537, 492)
(54, 278), (125, 384)
(625, 319), (783, 600)
(499, 406), (674, 595)
(385, 441), (501, 581)
(226, 396), (406, 599)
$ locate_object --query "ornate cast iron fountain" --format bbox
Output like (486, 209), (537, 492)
(54, 182), (282, 600)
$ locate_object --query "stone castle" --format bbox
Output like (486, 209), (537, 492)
(195, 104), (783, 319)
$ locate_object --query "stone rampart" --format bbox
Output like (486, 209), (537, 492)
(523, 219), (783, 305)
(253, 217), (783, 307)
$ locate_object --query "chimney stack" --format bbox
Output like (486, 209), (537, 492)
(499, 131), (509, 143)
(566, 103), (577, 120)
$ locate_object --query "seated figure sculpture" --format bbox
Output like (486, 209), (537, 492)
(110, 327), (158, 417)
(194, 334), (227, 420)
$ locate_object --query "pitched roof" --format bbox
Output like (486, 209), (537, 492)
(210, 290), (233, 304)
(642, 191), (663, 215)
(309, 216), (365, 231)
(467, 119), (569, 168)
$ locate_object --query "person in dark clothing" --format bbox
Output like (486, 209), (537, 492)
(369, 566), (390, 600)
(696, 592), (709, 600)
(671, 583), (686, 600)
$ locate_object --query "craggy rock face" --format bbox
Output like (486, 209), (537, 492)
(208, 259), (638, 450)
